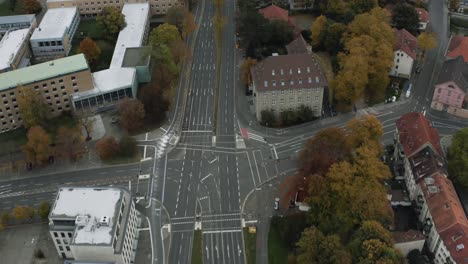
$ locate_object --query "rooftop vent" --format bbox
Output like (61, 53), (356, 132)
(428, 186), (439, 194)
(456, 243), (464, 251)
(98, 216), (110, 226)
(75, 215), (89, 227)
(272, 53), (279, 56)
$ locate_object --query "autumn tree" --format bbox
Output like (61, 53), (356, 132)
(96, 136), (119, 160)
(418, 32), (437, 59)
(17, 86), (49, 129)
(447, 128), (468, 187)
(165, 6), (196, 38)
(97, 7), (126, 38)
(55, 125), (85, 161)
(392, 3), (420, 35)
(310, 15), (328, 48)
(345, 114), (384, 153)
(79, 38), (101, 64)
(22, 0), (42, 14)
(37, 201), (50, 220)
(138, 78), (169, 123)
(241, 58), (257, 86)
(449, 0), (460, 11)
(13, 205), (35, 221)
(296, 226), (352, 264)
(118, 98), (145, 133)
(22, 126), (51, 166)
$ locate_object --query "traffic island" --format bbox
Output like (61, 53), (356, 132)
(243, 227), (257, 264)
(191, 230), (203, 264)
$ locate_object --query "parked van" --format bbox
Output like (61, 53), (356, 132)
(406, 84), (412, 98)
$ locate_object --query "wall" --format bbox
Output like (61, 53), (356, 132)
(432, 82), (465, 109)
(390, 50), (414, 79)
(394, 239), (425, 257)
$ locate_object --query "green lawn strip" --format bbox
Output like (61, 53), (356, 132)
(243, 227), (257, 264)
(191, 230), (203, 264)
(0, 127), (27, 156)
(268, 224), (288, 264)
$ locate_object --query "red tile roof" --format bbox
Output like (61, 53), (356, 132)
(396, 112), (442, 157)
(416, 7), (429, 23)
(420, 174), (468, 263)
(447, 35), (468, 62)
(393, 230), (425, 243)
(394, 29), (418, 60)
(286, 34), (310, 55)
(259, 4), (289, 22)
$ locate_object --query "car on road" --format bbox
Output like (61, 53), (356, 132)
(416, 67), (422, 74)
(274, 197), (280, 210)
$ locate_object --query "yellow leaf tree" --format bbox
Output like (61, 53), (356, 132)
(17, 86), (49, 129)
(241, 58), (257, 86)
(418, 32), (437, 59)
(22, 126), (52, 165)
(310, 15), (327, 48)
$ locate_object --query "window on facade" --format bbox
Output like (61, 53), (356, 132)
(59, 246), (63, 251)
(272, 81), (276, 87)
(42, 83), (47, 87)
(298, 78), (302, 84)
(66, 246), (70, 251)
(72, 82), (77, 87)
(297, 68), (301, 74)
(281, 80), (285, 86)
(52, 88), (57, 92)
(56, 239), (61, 244)
(448, 91), (452, 96)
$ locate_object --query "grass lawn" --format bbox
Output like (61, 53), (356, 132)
(0, 127), (27, 156)
(243, 227), (257, 264)
(191, 230), (203, 264)
(268, 225), (288, 264)
(0, 0), (25, 16)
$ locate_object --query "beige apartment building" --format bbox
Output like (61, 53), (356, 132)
(0, 54), (93, 132)
(47, 0), (186, 16)
(250, 53), (327, 121)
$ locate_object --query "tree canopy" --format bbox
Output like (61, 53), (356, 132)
(418, 32), (437, 59)
(118, 98), (145, 133)
(447, 128), (468, 187)
(97, 7), (126, 38)
(165, 6), (196, 38)
(17, 86), (49, 129)
(392, 3), (420, 35)
(22, 126), (51, 165)
(79, 38), (101, 64)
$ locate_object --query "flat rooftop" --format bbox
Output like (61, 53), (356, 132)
(73, 68), (136, 100)
(0, 28), (30, 71)
(109, 3), (149, 68)
(30, 7), (77, 40)
(50, 187), (123, 245)
(0, 14), (35, 25)
(0, 54), (89, 91)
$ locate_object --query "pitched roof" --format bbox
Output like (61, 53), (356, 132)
(437, 56), (468, 93)
(420, 174), (468, 263)
(394, 28), (418, 60)
(447, 35), (468, 62)
(259, 4), (289, 22)
(250, 53), (328, 92)
(396, 112), (442, 157)
(416, 7), (429, 23)
(393, 230), (425, 244)
(286, 34), (310, 55)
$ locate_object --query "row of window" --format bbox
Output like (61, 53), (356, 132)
(272, 67), (313, 76)
(265, 77), (321, 87)
(268, 105), (319, 113)
(263, 87), (320, 97)
(267, 96), (320, 106)
(37, 40), (64, 47)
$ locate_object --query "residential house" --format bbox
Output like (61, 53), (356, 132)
(285, 34), (311, 55)
(30, 7), (80, 61)
(49, 187), (140, 263)
(390, 29), (418, 79)
(393, 230), (426, 257)
(416, 7), (429, 31)
(0, 14), (36, 39)
(446, 35), (468, 62)
(431, 56), (468, 118)
(258, 4), (297, 29)
(394, 112), (468, 264)
(46, 0), (185, 17)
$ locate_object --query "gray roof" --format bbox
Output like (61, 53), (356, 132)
(0, 14), (35, 25)
(437, 56), (468, 93)
(122, 47), (150, 67)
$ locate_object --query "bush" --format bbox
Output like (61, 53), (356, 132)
(34, 249), (45, 259)
(37, 202), (50, 220)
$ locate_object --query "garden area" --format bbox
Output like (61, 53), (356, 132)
(70, 19), (115, 72)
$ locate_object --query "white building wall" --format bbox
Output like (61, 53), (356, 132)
(50, 230), (75, 259)
(394, 240), (426, 257)
(403, 157), (419, 200)
(390, 50), (414, 79)
(72, 244), (117, 263)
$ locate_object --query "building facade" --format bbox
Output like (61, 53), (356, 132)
(250, 53), (327, 121)
(390, 29), (418, 79)
(49, 187), (139, 263)
(0, 14), (37, 39)
(0, 28), (33, 73)
(0, 54), (94, 132)
(288, 0), (313, 10)
(431, 56), (468, 118)
(416, 7), (429, 31)
(30, 7), (80, 61)
(46, 0), (185, 17)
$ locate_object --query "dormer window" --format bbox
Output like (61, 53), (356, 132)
(272, 80), (276, 86)
(290, 80), (294, 85)
(308, 77), (312, 83)
(289, 69), (292, 75)
(298, 68), (301, 74)
(280, 69), (284, 75)
(307, 67), (310, 73)
(264, 81), (268, 87)
(281, 80), (285, 86)
(272, 70), (275, 76)
(298, 78), (302, 84)
(315, 77), (320, 83)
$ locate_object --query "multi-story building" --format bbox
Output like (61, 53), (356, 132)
(0, 28), (33, 73)
(390, 29), (418, 79)
(416, 7), (429, 31)
(394, 112), (468, 264)
(0, 14), (37, 39)
(48, 187), (139, 263)
(46, 0), (185, 17)
(446, 35), (468, 62)
(73, 3), (150, 111)
(0, 54), (94, 132)
(30, 7), (80, 61)
(431, 56), (468, 118)
(250, 53), (327, 121)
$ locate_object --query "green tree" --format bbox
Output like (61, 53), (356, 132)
(260, 109), (276, 127)
(97, 7), (126, 38)
(297, 105), (314, 122)
(296, 226), (352, 264)
(17, 86), (49, 129)
(323, 22), (346, 55)
(79, 38), (101, 64)
(349, 0), (378, 14)
(165, 6), (196, 38)
(22, 126), (52, 166)
(310, 15), (328, 48)
(37, 201), (50, 220)
(118, 135), (138, 158)
(447, 128), (468, 187)
(392, 3), (420, 35)
(280, 110), (298, 126)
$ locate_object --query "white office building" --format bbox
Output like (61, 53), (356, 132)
(0, 28), (32, 73)
(48, 187), (140, 264)
(30, 7), (80, 61)
(0, 14), (37, 39)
